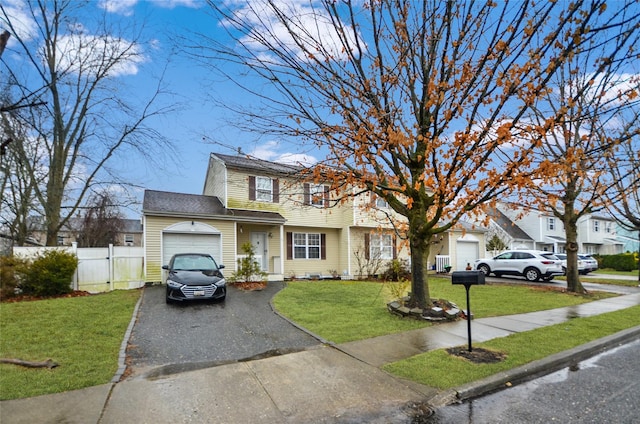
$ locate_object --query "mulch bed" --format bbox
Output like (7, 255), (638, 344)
(446, 346), (506, 364)
(232, 282), (268, 291)
(1, 290), (92, 303)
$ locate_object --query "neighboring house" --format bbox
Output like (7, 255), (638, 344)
(28, 217), (144, 247)
(496, 203), (623, 255)
(483, 206), (535, 253)
(142, 153), (486, 282)
(615, 224), (640, 254)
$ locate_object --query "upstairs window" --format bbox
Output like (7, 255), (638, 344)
(371, 193), (388, 208)
(593, 220), (600, 232)
(547, 217), (555, 231)
(304, 183), (329, 207)
(124, 234), (134, 246)
(249, 176), (279, 203)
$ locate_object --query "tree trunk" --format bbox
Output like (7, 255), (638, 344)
(564, 219), (586, 293)
(408, 231), (432, 309)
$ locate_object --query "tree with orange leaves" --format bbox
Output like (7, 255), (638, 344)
(200, 0), (639, 308)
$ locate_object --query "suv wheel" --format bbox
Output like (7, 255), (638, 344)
(524, 267), (541, 282)
(478, 264), (490, 276)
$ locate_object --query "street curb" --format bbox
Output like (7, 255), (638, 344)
(428, 325), (640, 407)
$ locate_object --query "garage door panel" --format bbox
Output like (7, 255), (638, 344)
(456, 241), (479, 271)
(162, 233), (221, 266)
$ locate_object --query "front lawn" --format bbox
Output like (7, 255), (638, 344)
(383, 305), (640, 389)
(272, 277), (615, 343)
(0, 290), (141, 400)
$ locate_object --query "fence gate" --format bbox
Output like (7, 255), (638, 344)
(13, 244), (144, 293)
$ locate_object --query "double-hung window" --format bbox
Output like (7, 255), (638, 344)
(547, 217), (555, 231)
(593, 220), (600, 232)
(370, 234), (393, 260)
(293, 233), (321, 259)
(256, 176), (273, 202)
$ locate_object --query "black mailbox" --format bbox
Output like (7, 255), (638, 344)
(452, 270), (485, 285)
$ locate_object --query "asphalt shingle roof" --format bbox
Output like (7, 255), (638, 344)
(212, 153), (303, 176)
(143, 190), (285, 224)
(487, 207), (532, 240)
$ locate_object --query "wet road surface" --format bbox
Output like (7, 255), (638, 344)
(422, 338), (640, 423)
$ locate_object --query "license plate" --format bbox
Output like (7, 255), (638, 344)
(194, 290), (205, 296)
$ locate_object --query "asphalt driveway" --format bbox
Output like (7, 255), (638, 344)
(125, 282), (321, 378)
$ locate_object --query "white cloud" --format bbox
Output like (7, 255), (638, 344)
(249, 140), (317, 166)
(223, 0), (364, 63)
(54, 33), (147, 77)
(0, 0), (38, 42)
(98, 0), (138, 16)
(98, 0), (202, 16)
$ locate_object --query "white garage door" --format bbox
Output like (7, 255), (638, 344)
(162, 233), (221, 266)
(456, 241), (479, 271)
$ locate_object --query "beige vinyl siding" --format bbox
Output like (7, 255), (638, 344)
(202, 155), (227, 201)
(144, 215), (236, 282)
(283, 227), (341, 278)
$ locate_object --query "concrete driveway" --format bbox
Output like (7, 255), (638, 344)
(125, 282), (321, 379)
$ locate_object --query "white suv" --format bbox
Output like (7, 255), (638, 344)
(474, 250), (564, 282)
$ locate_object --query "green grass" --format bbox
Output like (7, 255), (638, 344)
(0, 290), (141, 400)
(273, 277), (615, 343)
(554, 269), (640, 287)
(383, 305), (640, 389)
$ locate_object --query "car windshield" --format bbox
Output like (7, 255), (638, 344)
(172, 255), (217, 271)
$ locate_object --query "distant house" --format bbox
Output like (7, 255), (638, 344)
(494, 204), (622, 255)
(27, 217), (143, 247)
(142, 153), (487, 282)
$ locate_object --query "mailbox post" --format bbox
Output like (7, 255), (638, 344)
(452, 270), (485, 352)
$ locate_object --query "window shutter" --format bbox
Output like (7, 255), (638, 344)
(364, 233), (370, 260)
(249, 176), (256, 200)
(286, 232), (293, 260)
(321, 233), (326, 260)
(393, 236), (397, 259)
(303, 183), (310, 205)
(273, 179), (279, 203)
(323, 186), (330, 208)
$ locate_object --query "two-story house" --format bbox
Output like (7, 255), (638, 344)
(495, 203), (622, 254)
(142, 153), (486, 282)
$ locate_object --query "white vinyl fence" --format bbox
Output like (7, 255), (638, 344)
(13, 243), (144, 293)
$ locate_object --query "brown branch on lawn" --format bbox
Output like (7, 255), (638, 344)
(0, 358), (59, 369)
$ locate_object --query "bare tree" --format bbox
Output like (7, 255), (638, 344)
(75, 191), (124, 247)
(0, 89), (46, 246)
(1, 0), (176, 246)
(196, 0), (639, 308)
(604, 120), (640, 282)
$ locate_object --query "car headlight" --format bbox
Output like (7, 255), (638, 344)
(167, 279), (183, 289)
(215, 278), (226, 287)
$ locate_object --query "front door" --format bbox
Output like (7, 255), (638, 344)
(250, 232), (269, 271)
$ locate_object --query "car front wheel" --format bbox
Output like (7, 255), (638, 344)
(524, 267), (541, 282)
(477, 264), (491, 276)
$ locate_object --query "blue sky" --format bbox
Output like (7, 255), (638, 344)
(2, 0), (321, 217)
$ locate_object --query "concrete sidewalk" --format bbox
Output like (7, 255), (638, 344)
(2, 293), (639, 423)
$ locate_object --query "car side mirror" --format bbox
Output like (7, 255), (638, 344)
(162, 265), (168, 270)
(218, 264), (225, 269)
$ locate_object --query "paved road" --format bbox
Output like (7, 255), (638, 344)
(423, 338), (640, 423)
(125, 282), (321, 378)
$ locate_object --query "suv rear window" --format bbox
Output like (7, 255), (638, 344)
(541, 253), (559, 260)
